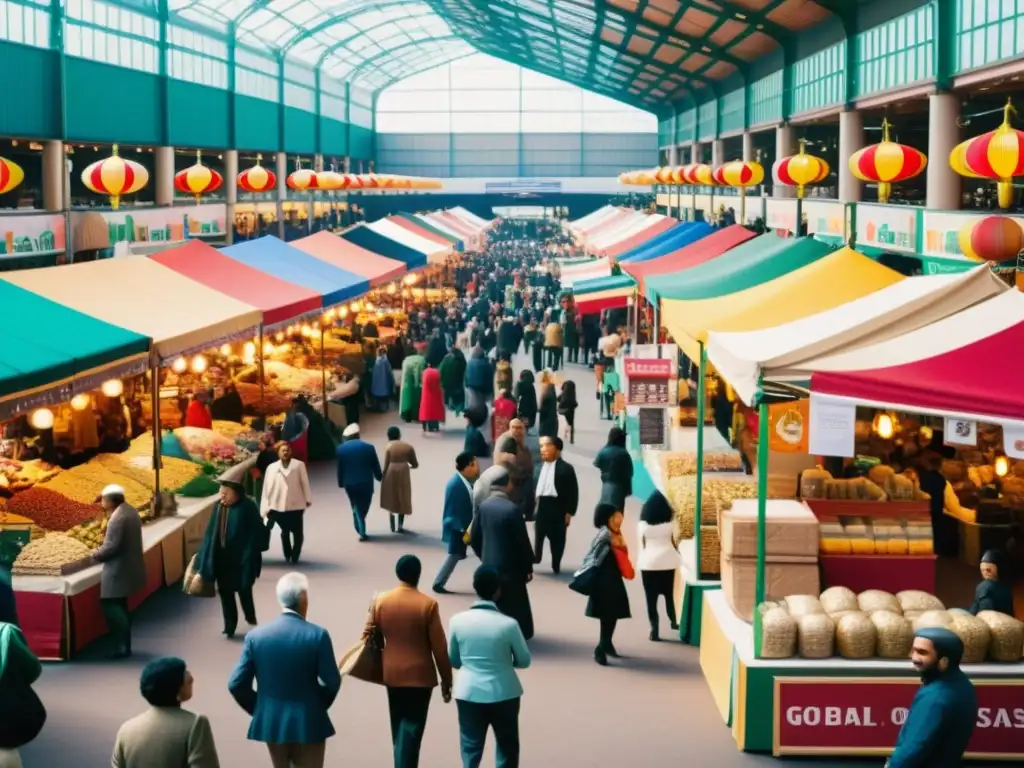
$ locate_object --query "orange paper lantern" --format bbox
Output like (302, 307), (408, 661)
(237, 155), (277, 193)
(81, 144), (150, 210)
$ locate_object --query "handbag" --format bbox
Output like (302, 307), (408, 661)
(182, 554), (215, 598)
(568, 563), (598, 596)
(338, 595), (384, 685)
(613, 546), (635, 581)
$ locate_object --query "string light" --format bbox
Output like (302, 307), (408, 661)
(101, 378), (124, 397)
(190, 355), (208, 374)
(30, 408), (54, 430)
(70, 394), (91, 411)
(171, 358), (188, 374)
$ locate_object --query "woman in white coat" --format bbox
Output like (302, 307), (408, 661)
(637, 491), (679, 641)
(260, 442), (312, 564)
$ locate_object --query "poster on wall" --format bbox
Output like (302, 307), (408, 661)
(765, 198), (797, 233)
(802, 200), (845, 239)
(0, 212), (67, 266)
(69, 204), (227, 257)
(768, 400), (809, 453)
(854, 204), (917, 253)
(920, 210), (1024, 270)
(808, 394), (856, 458)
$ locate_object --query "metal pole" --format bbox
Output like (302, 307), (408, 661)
(796, 192), (804, 239)
(694, 343), (707, 576)
(754, 394), (770, 607)
(320, 327), (328, 419)
(150, 352), (162, 497)
(258, 324), (266, 413)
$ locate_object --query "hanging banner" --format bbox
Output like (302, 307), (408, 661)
(803, 200), (846, 239)
(0, 212), (67, 264)
(69, 203), (227, 257)
(769, 400), (809, 453)
(854, 204), (917, 253)
(944, 417), (978, 446)
(808, 394), (856, 458)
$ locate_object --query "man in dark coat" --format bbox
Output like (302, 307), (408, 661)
(887, 627), (978, 768)
(470, 468), (535, 640)
(496, 317), (519, 360)
(532, 437), (578, 574)
(336, 423), (383, 541)
(92, 484), (146, 658)
(434, 452), (480, 593)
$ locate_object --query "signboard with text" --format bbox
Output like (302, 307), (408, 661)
(638, 407), (666, 447)
(803, 200), (846, 239)
(626, 378), (670, 406)
(773, 677), (1024, 758)
(624, 357), (673, 379)
(855, 204), (917, 253)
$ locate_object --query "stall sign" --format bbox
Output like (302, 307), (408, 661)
(803, 200), (845, 238)
(624, 358), (673, 379)
(0, 212), (66, 260)
(855, 204), (918, 254)
(773, 677), (1024, 758)
(626, 378), (670, 406)
(1002, 423), (1024, 460)
(638, 407), (666, 447)
(768, 400), (809, 453)
(808, 394), (855, 458)
(944, 417), (977, 446)
(70, 203), (226, 257)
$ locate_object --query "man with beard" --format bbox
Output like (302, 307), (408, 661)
(886, 627), (977, 767)
(469, 468), (534, 640)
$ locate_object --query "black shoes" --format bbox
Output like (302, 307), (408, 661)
(432, 584), (451, 594)
(649, 629), (660, 642)
(389, 515), (396, 533)
(594, 646), (608, 666)
(603, 643), (620, 658)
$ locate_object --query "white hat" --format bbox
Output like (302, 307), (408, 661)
(343, 423), (360, 437)
(101, 484), (125, 497)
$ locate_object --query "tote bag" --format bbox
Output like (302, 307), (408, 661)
(338, 596), (384, 685)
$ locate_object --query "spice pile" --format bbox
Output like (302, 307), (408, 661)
(12, 533), (92, 575)
(7, 487), (102, 532)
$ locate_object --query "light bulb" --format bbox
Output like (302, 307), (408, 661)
(30, 408), (54, 430)
(101, 378), (124, 397)
(275, 332), (284, 342)
(873, 412), (894, 440)
(995, 455), (1010, 478)
(918, 425), (933, 445)
(190, 355), (208, 374)
(263, 343), (274, 356)
(339, 307), (348, 318)
(70, 394), (90, 411)
(171, 358), (188, 374)
(349, 302), (359, 312)
(219, 343), (231, 356)
(242, 342), (256, 364)
(364, 301), (374, 311)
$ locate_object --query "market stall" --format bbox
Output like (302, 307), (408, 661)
(385, 215), (461, 252)
(617, 221), (714, 263)
(390, 213), (464, 251)
(341, 224), (429, 269)
(565, 204), (618, 235)
(582, 210), (649, 253)
(620, 225), (755, 295)
(593, 214), (676, 259)
(447, 206), (495, 232)
(427, 211), (486, 251)
(291, 231), (406, 287)
(559, 257), (613, 290)
(365, 218), (452, 264)
(569, 273), (637, 315)
(411, 213), (478, 251)
(572, 207), (633, 246)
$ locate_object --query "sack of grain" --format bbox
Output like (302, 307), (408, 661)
(976, 611), (1024, 662)
(858, 590), (902, 615)
(820, 586), (858, 614)
(903, 610), (922, 622)
(797, 613), (835, 659)
(800, 466), (832, 499)
(758, 604), (798, 659)
(786, 595), (824, 619)
(836, 612), (876, 659)
(948, 613), (991, 664)
(896, 590), (945, 613)
(830, 609), (866, 622)
(912, 610), (953, 632)
(871, 611), (914, 659)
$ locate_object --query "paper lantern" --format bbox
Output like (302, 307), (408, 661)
(318, 171), (344, 191)
(774, 140), (830, 198)
(237, 155), (277, 193)
(0, 156), (25, 195)
(81, 144), (150, 210)
(29, 408), (54, 430)
(287, 162), (320, 192)
(949, 139), (983, 179)
(680, 163), (714, 185)
(953, 98), (1024, 209)
(654, 167), (674, 184)
(174, 150), (222, 204)
(713, 161), (765, 188)
(957, 215), (1024, 262)
(849, 120), (926, 204)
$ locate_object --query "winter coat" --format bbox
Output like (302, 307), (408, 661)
(544, 322), (563, 349)
(380, 441), (418, 517)
(465, 349), (492, 395)
(370, 356), (394, 399)
(537, 384), (558, 438)
(514, 372), (538, 429)
(197, 497), (268, 592)
(493, 360), (514, 397)
(418, 367), (446, 423)
(399, 355), (426, 421)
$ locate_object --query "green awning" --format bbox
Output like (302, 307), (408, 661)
(0, 281), (151, 401)
(645, 234), (833, 302)
(571, 273), (636, 296)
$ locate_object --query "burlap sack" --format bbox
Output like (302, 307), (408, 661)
(896, 590), (945, 613)
(912, 610), (953, 632)
(820, 586), (858, 615)
(836, 612), (876, 659)
(858, 589), (902, 615)
(797, 613), (835, 659)
(758, 604), (798, 659)
(786, 595), (824, 619)
(977, 611), (1024, 662)
(871, 610), (913, 659)
(948, 613), (991, 664)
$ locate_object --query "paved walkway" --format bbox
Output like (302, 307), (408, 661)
(23, 354), (875, 767)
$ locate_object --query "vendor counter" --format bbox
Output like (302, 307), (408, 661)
(13, 457), (256, 660)
(699, 590), (1024, 760)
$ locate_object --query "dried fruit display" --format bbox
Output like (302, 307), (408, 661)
(212, 420), (248, 439)
(0, 458), (61, 492)
(12, 532), (92, 575)
(90, 452), (201, 493)
(40, 463), (152, 510)
(7, 487), (102, 531)
(174, 427), (250, 467)
(65, 519), (106, 549)
(663, 451), (744, 478)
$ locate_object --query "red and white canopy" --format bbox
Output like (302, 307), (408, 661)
(808, 288), (1024, 426)
(566, 205), (616, 233)
(560, 257), (612, 288)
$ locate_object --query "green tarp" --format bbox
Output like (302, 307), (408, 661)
(645, 234), (833, 302)
(570, 273), (636, 295)
(0, 281), (150, 399)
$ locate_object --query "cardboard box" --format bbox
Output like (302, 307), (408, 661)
(720, 499), (819, 560)
(721, 551), (821, 622)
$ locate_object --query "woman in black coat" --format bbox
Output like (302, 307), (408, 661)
(537, 379), (558, 438)
(580, 502), (632, 666)
(197, 481), (269, 638)
(593, 426), (634, 510)
(514, 370), (538, 431)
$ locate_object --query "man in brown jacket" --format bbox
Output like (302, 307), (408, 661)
(370, 554), (453, 768)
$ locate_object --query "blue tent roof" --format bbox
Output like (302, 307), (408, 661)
(221, 236), (370, 307)
(341, 225), (428, 269)
(618, 222), (714, 263)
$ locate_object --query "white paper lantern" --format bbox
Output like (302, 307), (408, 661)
(101, 378), (124, 397)
(70, 394), (91, 411)
(30, 408), (54, 430)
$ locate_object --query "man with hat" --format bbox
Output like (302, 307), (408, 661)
(886, 627), (978, 767)
(92, 484), (146, 658)
(336, 423), (382, 541)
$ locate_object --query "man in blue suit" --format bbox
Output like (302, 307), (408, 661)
(433, 452), (480, 594)
(228, 572), (341, 768)
(336, 423), (382, 541)
(448, 565), (531, 768)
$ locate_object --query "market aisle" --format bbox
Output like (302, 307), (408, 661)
(22, 354), (873, 768)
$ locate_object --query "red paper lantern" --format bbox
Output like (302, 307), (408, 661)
(81, 144), (150, 210)
(237, 155), (277, 194)
(287, 163), (320, 191)
(849, 119), (926, 204)
(958, 215), (1024, 262)
(953, 99), (1024, 209)
(773, 140), (829, 198)
(0, 156), (24, 195)
(174, 150), (223, 203)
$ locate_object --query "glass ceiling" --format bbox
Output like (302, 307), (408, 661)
(168, 0), (839, 99)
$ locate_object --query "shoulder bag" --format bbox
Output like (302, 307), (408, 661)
(338, 595), (385, 685)
(182, 554), (215, 598)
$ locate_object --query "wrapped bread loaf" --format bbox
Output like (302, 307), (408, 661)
(897, 590), (945, 613)
(976, 611), (1024, 662)
(797, 613), (835, 659)
(948, 612), (991, 664)
(912, 610), (953, 631)
(820, 586), (858, 615)
(800, 466), (832, 500)
(836, 612), (876, 659)
(858, 590), (902, 615)
(786, 595), (824, 619)
(759, 604), (798, 659)
(871, 611), (914, 659)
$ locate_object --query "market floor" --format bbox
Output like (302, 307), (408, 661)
(23, 354), (879, 768)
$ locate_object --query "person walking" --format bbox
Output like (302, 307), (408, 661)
(543, 317), (563, 371)
(448, 565), (531, 768)
(579, 503), (633, 666)
(419, 362), (445, 434)
(370, 555), (453, 768)
(593, 427), (634, 511)
(336, 423), (383, 541)
(557, 380), (577, 444)
(470, 468), (535, 640)
(399, 350), (426, 423)
(886, 627), (977, 768)
(229, 573), (341, 768)
(493, 355), (514, 402)
(0, 620), (44, 767)
(463, 406), (492, 472)
(513, 371), (537, 433)
(495, 420), (535, 522)
(381, 426), (419, 534)
(536, 374), (558, 439)
(92, 484), (146, 658)
(197, 480), (268, 638)
(371, 347), (395, 412)
(491, 389), (517, 446)
(533, 437), (578, 574)
(438, 347), (467, 416)
(464, 345), (492, 413)
(637, 491), (679, 641)
(112, 657), (220, 768)
(260, 442), (313, 565)
(434, 453), (480, 594)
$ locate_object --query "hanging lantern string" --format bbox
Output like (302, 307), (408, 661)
(255, 153), (263, 166)
(195, 149), (202, 163)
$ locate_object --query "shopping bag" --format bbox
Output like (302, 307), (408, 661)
(568, 563), (598, 596)
(182, 554), (215, 598)
(338, 595), (384, 685)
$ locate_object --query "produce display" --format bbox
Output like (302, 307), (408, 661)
(90, 452), (202, 493)
(661, 450), (744, 479)
(12, 533), (92, 575)
(174, 427), (251, 468)
(0, 458), (61, 492)
(669, 476), (760, 539)
(40, 464), (152, 512)
(7, 487), (102, 532)
(758, 588), (1024, 662)
(65, 519), (106, 549)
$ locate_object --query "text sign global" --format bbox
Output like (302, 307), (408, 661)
(773, 677), (1024, 758)
(623, 357), (673, 379)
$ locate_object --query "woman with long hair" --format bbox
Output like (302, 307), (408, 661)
(593, 426), (634, 510)
(557, 379), (578, 444)
(537, 373), (558, 439)
(637, 491), (679, 641)
(579, 502), (632, 666)
(514, 370), (537, 432)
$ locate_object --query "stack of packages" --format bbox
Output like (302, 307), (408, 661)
(817, 516), (933, 556)
(720, 499), (820, 622)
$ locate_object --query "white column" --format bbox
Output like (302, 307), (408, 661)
(668, 144), (679, 166)
(742, 132), (754, 163)
(276, 152), (287, 240)
(154, 146), (175, 207)
(927, 93), (962, 210)
(42, 140), (64, 212)
(692, 142), (702, 165)
(224, 150), (238, 245)
(774, 125), (796, 198)
(711, 140), (724, 168)
(838, 110), (864, 203)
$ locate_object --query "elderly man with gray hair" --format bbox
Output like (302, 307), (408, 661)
(228, 573), (341, 768)
(92, 483), (145, 659)
(469, 467), (535, 640)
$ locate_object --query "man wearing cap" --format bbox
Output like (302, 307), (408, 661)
(92, 484), (146, 658)
(336, 423), (382, 541)
(886, 627), (978, 768)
